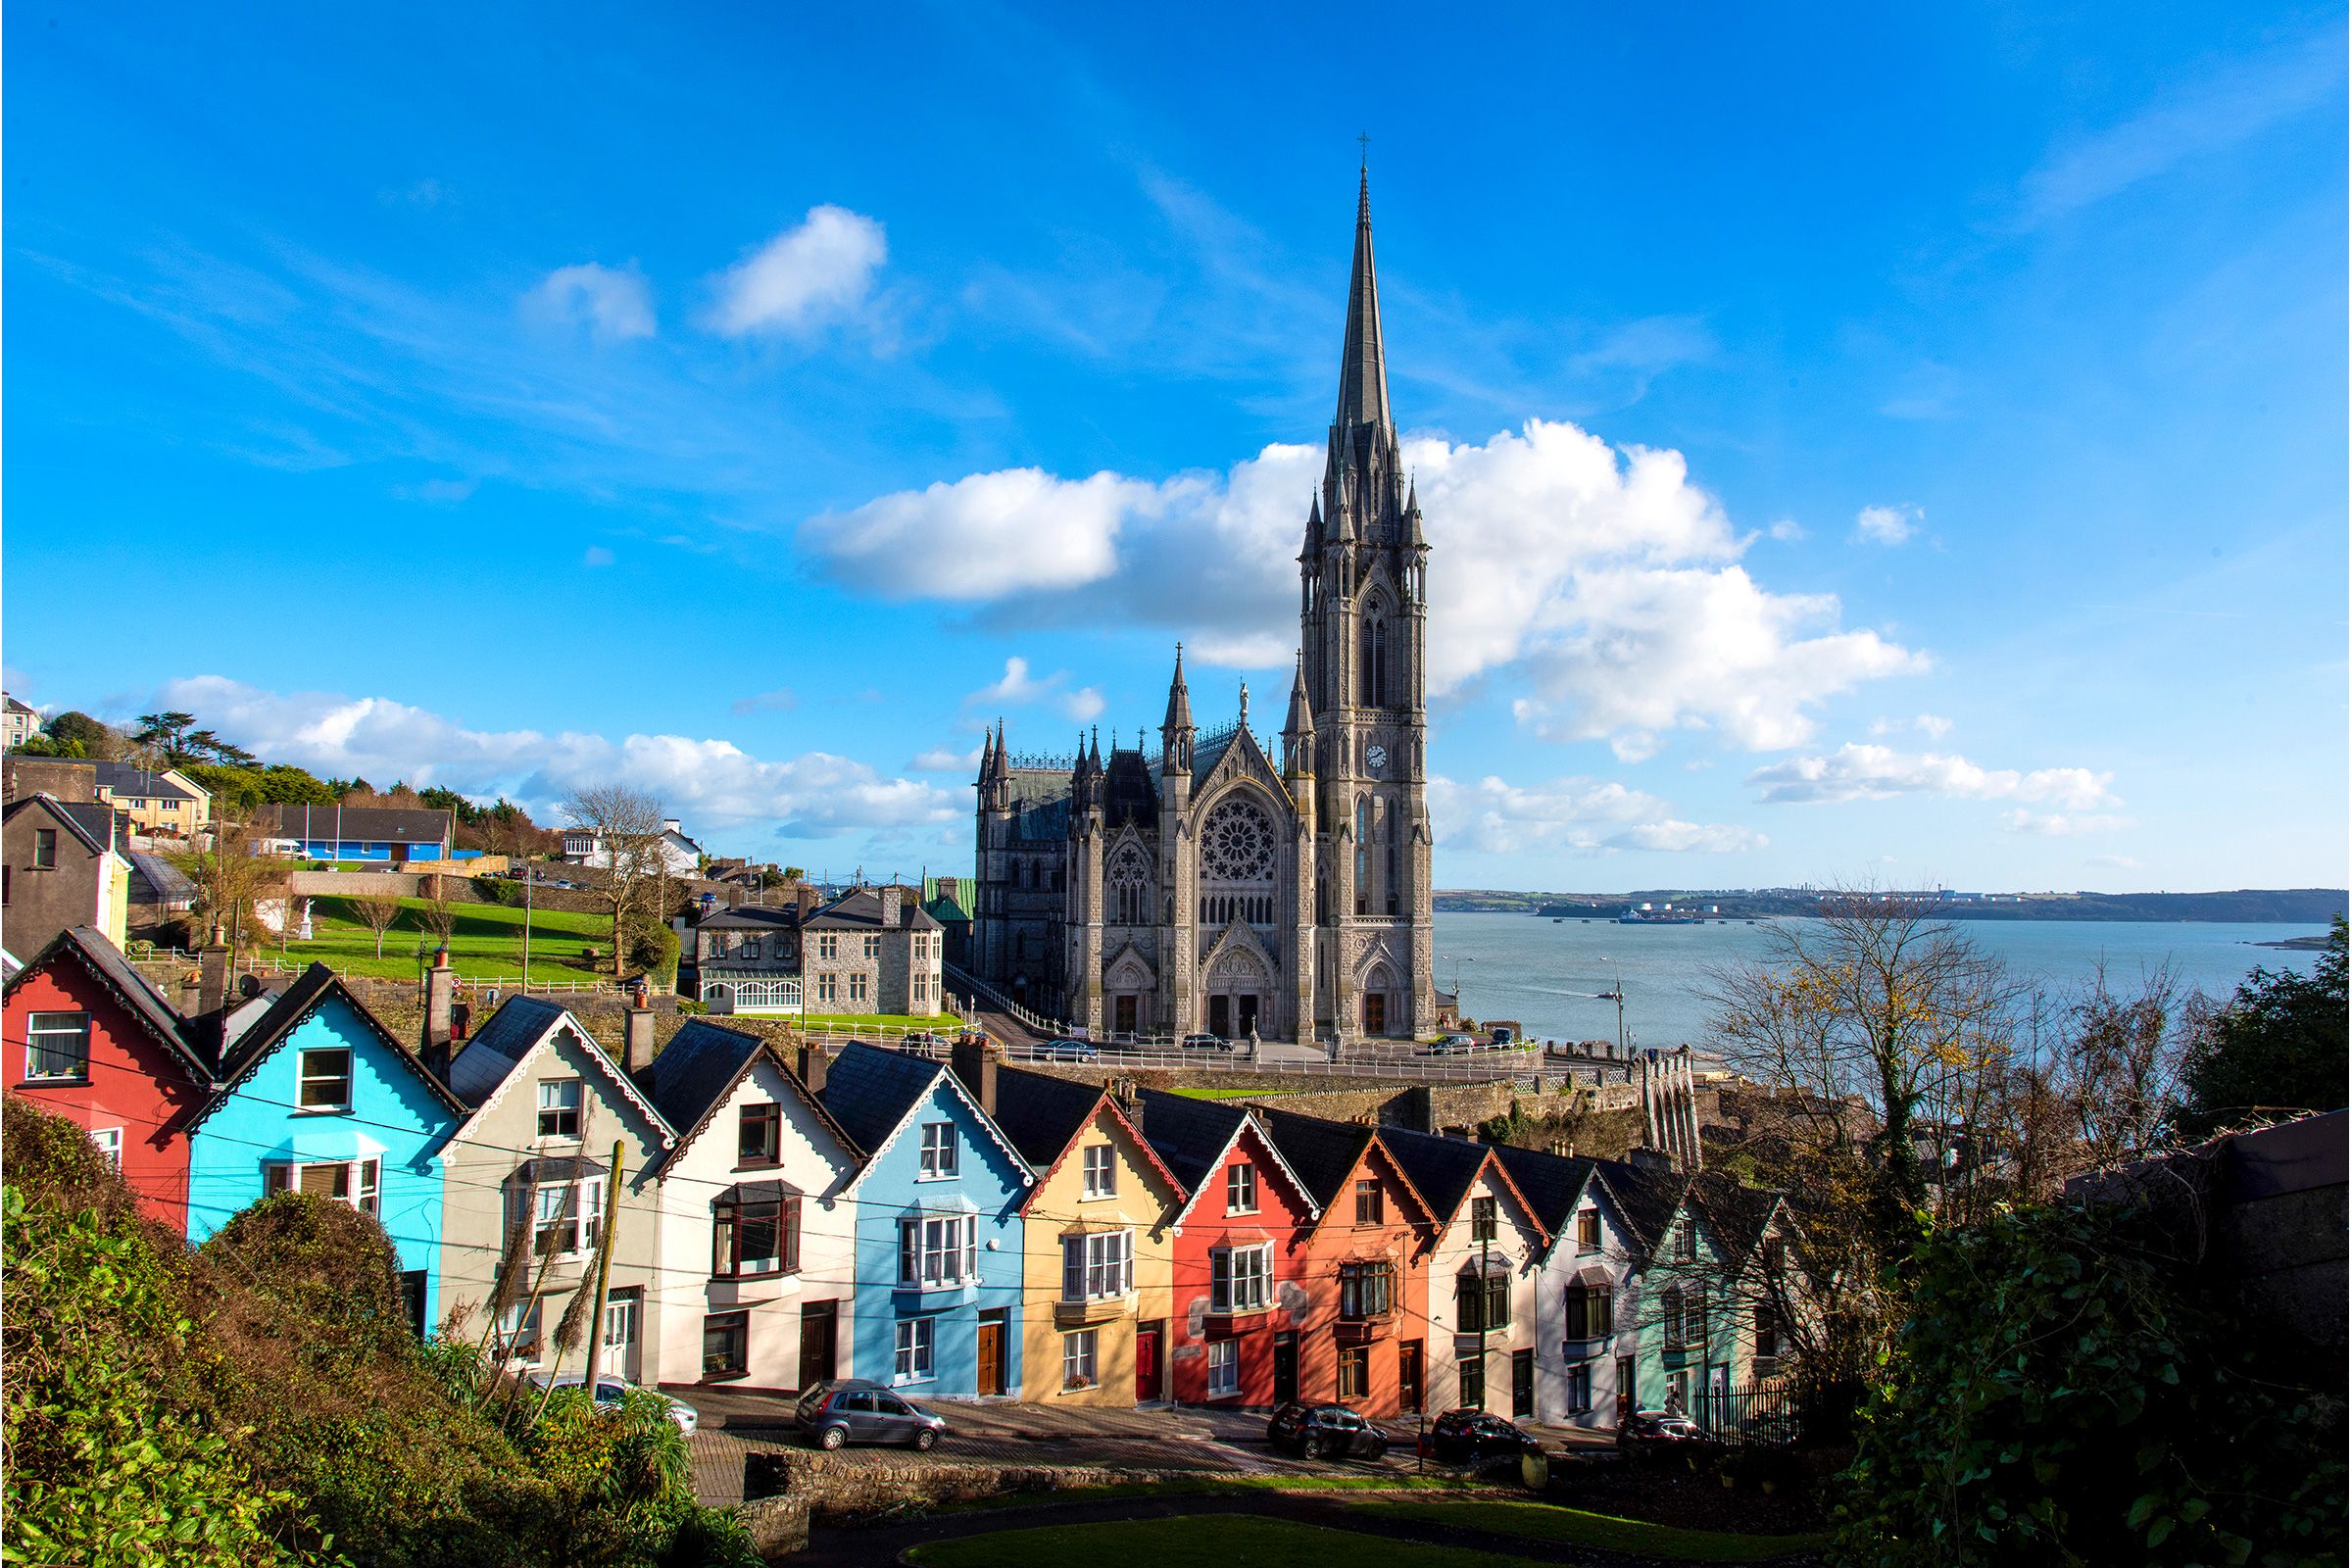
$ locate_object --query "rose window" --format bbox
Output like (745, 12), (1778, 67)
(1200, 799), (1276, 882)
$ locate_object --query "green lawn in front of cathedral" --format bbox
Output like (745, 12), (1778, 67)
(796, 1011), (956, 1032)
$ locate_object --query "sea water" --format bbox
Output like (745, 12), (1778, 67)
(1434, 911), (2329, 1051)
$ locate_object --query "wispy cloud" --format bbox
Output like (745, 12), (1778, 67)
(731, 688), (800, 716)
(1748, 743), (2116, 809)
(1430, 773), (1763, 856)
(524, 262), (657, 341)
(706, 206), (888, 338)
(1855, 503), (1920, 546)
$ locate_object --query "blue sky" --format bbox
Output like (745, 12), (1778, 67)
(5, 2), (2344, 892)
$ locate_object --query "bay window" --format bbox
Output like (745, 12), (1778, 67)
(713, 1191), (798, 1277)
(1455, 1265), (1510, 1333)
(1061, 1230), (1133, 1300)
(264, 1157), (381, 1217)
(1209, 1243), (1270, 1313)
(898, 1213), (979, 1289)
(1338, 1258), (1394, 1320)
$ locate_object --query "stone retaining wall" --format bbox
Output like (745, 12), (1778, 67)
(747, 1450), (1205, 1524)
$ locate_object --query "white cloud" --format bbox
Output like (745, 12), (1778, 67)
(1767, 518), (1806, 542)
(1429, 774), (1764, 857)
(1854, 503), (1920, 546)
(523, 263), (656, 341)
(2000, 809), (2133, 837)
(806, 417), (1925, 753)
(965, 657), (1053, 708)
(154, 675), (955, 839)
(1064, 687), (1106, 723)
(1868, 713), (1953, 740)
(1747, 743), (2118, 809)
(707, 206), (887, 337)
(908, 745), (983, 773)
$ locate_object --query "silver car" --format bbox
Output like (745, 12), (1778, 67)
(795, 1378), (950, 1450)
(530, 1372), (699, 1435)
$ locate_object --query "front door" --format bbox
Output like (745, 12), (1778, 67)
(1399, 1341), (1424, 1413)
(1208, 995), (1231, 1038)
(603, 1286), (643, 1383)
(1136, 1323), (1161, 1402)
(1236, 994), (1260, 1037)
(1616, 1355), (1636, 1421)
(1114, 995), (1138, 1034)
(1512, 1348), (1535, 1417)
(1272, 1331), (1298, 1403)
(1363, 992), (1387, 1035)
(977, 1314), (1006, 1396)
(798, 1300), (837, 1392)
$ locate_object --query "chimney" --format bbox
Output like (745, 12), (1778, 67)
(422, 948), (456, 1079)
(198, 929), (230, 1018)
(623, 1005), (657, 1080)
(796, 1041), (829, 1096)
(177, 970), (203, 1017)
(878, 885), (903, 929)
(950, 1034), (1000, 1117)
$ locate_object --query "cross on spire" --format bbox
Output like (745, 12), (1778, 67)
(1357, 130), (1370, 169)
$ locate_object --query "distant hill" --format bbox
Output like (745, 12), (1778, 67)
(1434, 888), (2348, 924)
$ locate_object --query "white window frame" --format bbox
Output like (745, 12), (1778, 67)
(817, 933), (838, 959)
(498, 1299), (544, 1362)
(1209, 1242), (1271, 1313)
(918, 1122), (957, 1179)
(1061, 1230), (1133, 1301)
(863, 934), (881, 959)
(24, 1011), (90, 1081)
(898, 1213), (979, 1289)
(1062, 1328), (1099, 1390)
(530, 1177), (606, 1259)
(894, 1316), (935, 1384)
(1081, 1144), (1116, 1200)
(603, 1292), (639, 1351)
(296, 1047), (353, 1112)
(266, 1156), (382, 1217)
(1225, 1162), (1257, 1215)
(1206, 1338), (1240, 1397)
(536, 1079), (582, 1140)
(88, 1126), (123, 1171)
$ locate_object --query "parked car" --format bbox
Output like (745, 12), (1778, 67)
(1488, 1024), (1519, 1046)
(1618, 1408), (1710, 1454)
(1419, 1408), (1544, 1465)
(795, 1379), (951, 1451)
(1266, 1401), (1391, 1461)
(1035, 1038), (1100, 1061)
(1181, 1033), (1230, 1053)
(1426, 1033), (1480, 1054)
(525, 1373), (699, 1435)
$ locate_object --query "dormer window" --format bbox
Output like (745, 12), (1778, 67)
(537, 1080), (582, 1140)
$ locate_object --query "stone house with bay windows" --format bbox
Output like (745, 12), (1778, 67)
(1384, 1127), (1549, 1419)
(971, 1062), (1185, 1406)
(1137, 1089), (1319, 1407)
(1255, 1105), (1440, 1419)
(816, 1042), (1032, 1398)
(797, 886), (949, 1018)
(639, 1019), (859, 1393)
(184, 962), (465, 1335)
(437, 997), (678, 1385)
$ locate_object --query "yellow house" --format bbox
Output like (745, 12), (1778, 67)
(91, 762), (213, 838)
(976, 1064), (1185, 1406)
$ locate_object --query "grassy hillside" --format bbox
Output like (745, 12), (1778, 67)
(278, 895), (613, 981)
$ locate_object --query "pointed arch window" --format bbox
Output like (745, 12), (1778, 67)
(1361, 611), (1389, 708)
(1354, 795), (1371, 916)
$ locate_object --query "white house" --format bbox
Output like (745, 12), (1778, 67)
(638, 1020), (860, 1393)
(1386, 1129), (1550, 1418)
(564, 818), (703, 879)
(1496, 1146), (1642, 1429)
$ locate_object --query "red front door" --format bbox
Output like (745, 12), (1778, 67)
(1136, 1324), (1161, 1401)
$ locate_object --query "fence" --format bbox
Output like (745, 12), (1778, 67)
(1679, 1383), (1816, 1448)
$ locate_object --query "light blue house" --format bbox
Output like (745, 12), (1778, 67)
(184, 963), (465, 1333)
(816, 1043), (1032, 1398)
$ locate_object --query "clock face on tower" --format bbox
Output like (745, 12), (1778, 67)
(1366, 744), (1388, 775)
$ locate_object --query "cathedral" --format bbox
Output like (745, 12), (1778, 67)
(973, 170), (1434, 1042)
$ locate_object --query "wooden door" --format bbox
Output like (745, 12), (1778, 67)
(798, 1300), (837, 1392)
(1363, 992), (1387, 1035)
(1512, 1349), (1535, 1417)
(1135, 1323), (1161, 1402)
(1208, 995), (1231, 1038)
(977, 1319), (1005, 1396)
(1399, 1341), (1424, 1413)
(1272, 1331), (1298, 1403)
(1114, 996), (1138, 1034)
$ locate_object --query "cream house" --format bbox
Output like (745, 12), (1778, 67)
(1386, 1128), (1550, 1418)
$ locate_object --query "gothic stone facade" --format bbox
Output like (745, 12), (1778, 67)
(974, 172), (1434, 1044)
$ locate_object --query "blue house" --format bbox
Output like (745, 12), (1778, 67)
(184, 963), (465, 1333)
(816, 1043), (1032, 1397)
(254, 803), (456, 863)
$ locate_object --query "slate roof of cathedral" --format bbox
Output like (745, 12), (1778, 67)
(1005, 771), (1072, 842)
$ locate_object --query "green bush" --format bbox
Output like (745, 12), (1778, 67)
(1836, 1200), (2342, 1567)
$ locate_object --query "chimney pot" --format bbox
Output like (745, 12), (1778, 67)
(623, 1006), (657, 1080)
(950, 1034), (1000, 1117)
(422, 948), (456, 1079)
(198, 936), (230, 1018)
(796, 1041), (828, 1095)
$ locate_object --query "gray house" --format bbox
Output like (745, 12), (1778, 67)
(802, 885), (945, 1018)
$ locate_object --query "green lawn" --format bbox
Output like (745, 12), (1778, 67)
(799, 1012), (959, 1031)
(907, 1516), (1526, 1568)
(1346, 1499), (1833, 1563)
(1170, 1087), (1287, 1102)
(276, 896), (614, 981)
(926, 1475), (1478, 1516)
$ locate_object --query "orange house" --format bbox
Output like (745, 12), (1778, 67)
(1257, 1106), (1440, 1420)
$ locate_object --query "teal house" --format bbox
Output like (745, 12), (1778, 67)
(1607, 1165), (1788, 1424)
(815, 1042), (1033, 1398)
(184, 964), (465, 1333)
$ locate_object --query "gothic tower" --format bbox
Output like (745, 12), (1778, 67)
(1301, 167), (1434, 1038)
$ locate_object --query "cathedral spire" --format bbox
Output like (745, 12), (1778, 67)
(978, 722), (996, 780)
(1161, 643), (1194, 734)
(1335, 165), (1392, 433)
(1285, 651), (1313, 735)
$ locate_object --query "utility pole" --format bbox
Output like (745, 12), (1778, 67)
(523, 866), (534, 992)
(579, 1137), (627, 1391)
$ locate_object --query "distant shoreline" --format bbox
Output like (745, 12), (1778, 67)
(1435, 888), (2346, 925)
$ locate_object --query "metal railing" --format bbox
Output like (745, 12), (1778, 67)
(944, 962), (1064, 1038)
(1679, 1384), (1812, 1448)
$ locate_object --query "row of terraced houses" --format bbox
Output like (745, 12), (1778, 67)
(4, 924), (1798, 1428)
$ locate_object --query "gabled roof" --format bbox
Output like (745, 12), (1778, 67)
(990, 1066), (1184, 1214)
(7, 793), (119, 858)
(1135, 1088), (1318, 1225)
(695, 905), (803, 932)
(1493, 1145), (1600, 1237)
(447, 997), (674, 1151)
(1689, 1170), (1787, 1266)
(124, 850), (196, 903)
(1382, 1127), (1551, 1245)
(637, 1018), (854, 1171)
(1256, 1104), (1439, 1234)
(806, 886), (943, 933)
(1589, 1157), (1691, 1261)
(818, 1042), (1028, 1188)
(91, 762), (199, 803)
(193, 962), (466, 1126)
(255, 803), (454, 844)
(3, 925), (214, 1083)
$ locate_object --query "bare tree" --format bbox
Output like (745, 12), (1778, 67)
(561, 785), (665, 976)
(350, 890), (405, 958)
(173, 809), (289, 959)
(416, 873), (460, 949)
(1995, 962), (2203, 1200)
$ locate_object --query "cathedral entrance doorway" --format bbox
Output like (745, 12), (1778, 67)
(1114, 996), (1138, 1034)
(1207, 994), (1262, 1039)
(1363, 993), (1386, 1035)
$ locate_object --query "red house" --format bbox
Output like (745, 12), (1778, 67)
(3, 926), (217, 1230)
(1257, 1105), (1441, 1419)
(1138, 1089), (1320, 1407)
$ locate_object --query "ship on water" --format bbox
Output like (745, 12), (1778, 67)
(1618, 902), (1716, 926)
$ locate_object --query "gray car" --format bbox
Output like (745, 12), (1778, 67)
(794, 1378), (950, 1450)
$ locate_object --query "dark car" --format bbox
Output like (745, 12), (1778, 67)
(1420, 1408), (1544, 1465)
(1180, 1033), (1230, 1053)
(1266, 1401), (1391, 1462)
(794, 1379), (951, 1451)
(1035, 1038), (1100, 1061)
(1618, 1408), (1710, 1455)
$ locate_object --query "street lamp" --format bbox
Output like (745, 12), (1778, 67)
(1596, 956), (1626, 1056)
